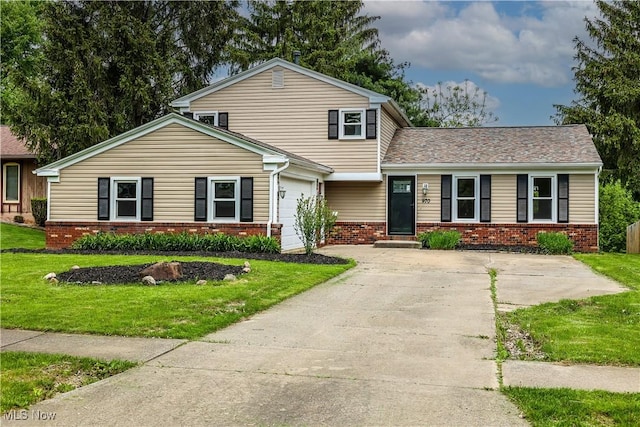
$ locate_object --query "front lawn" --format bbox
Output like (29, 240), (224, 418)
(1, 351), (136, 414)
(503, 253), (640, 366)
(503, 387), (640, 426)
(1, 253), (354, 339)
(0, 222), (45, 249)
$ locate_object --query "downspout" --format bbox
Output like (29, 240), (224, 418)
(267, 160), (290, 237)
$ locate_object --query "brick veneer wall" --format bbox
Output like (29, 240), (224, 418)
(327, 221), (598, 252)
(45, 221), (281, 249)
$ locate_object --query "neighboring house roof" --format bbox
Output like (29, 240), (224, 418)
(36, 113), (333, 177)
(1, 125), (36, 159)
(171, 58), (413, 127)
(383, 125), (602, 169)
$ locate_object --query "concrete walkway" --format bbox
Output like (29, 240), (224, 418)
(1, 247), (637, 426)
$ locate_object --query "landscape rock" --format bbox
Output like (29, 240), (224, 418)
(49, 278), (59, 284)
(243, 261), (251, 268)
(91, 281), (102, 285)
(139, 262), (183, 281)
(71, 265), (80, 270)
(242, 267), (251, 273)
(196, 279), (207, 286)
(141, 275), (157, 286)
(44, 272), (56, 280)
(223, 274), (237, 281)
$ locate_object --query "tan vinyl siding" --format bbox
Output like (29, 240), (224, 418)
(325, 180), (385, 221)
(569, 174), (596, 223)
(380, 107), (400, 159)
(416, 175), (441, 222)
(49, 124), (270, 222)
(190, 67), (376, 173)
(492, 174), (517, 223)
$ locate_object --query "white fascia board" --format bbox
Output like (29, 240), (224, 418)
(263, 155), (332, 175)
(382, 162), (602, 173)
(35, 169), (59, 177)
(325, 172), (383, 182)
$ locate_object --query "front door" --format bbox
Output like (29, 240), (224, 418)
(388, 176), (415, 235)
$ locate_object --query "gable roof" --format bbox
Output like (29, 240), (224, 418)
(383, 125), (602, 169)
(171, 58), (412, 127)
(36, 113), (333, 177)
(1, 125), (36, 159)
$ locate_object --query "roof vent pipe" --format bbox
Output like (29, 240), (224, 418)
(293, 50), (300, 65)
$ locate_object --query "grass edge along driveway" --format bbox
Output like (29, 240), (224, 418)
(501, 253), (640, 426)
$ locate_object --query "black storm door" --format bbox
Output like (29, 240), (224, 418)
(388, 176), (416, 235)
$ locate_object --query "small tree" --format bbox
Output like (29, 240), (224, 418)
(599, 181), (640, 252)
(30, 197), (47, 227)
(293, 195), (337, 255)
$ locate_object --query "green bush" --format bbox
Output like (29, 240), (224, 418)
(417, 230), (461, 250)
(537, 232), (574, 254)
(599, 181), (640, 252)
(30, 198), (47, 227)
(71, 232), (281, 253)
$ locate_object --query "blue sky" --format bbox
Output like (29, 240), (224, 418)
(364, 0), (600, 126)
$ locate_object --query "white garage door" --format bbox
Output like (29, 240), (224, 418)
(279, 176), (315, 251)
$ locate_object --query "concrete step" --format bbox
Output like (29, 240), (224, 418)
(373, 240), (422, 249)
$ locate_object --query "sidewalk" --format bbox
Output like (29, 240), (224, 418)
(1, 328), (186, 363)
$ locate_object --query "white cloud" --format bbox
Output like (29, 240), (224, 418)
(364, 0), (599, 87)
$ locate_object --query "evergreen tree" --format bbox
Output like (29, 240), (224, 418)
(6, 0), (239, 163)
(555, 0), (640, 200)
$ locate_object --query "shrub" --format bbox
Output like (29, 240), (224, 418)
(294, 195), (337, 255)
(30, 198), (47, 227)
(418, 230), (461, 250)
(71, 232), (281, 253)
(599, 181), (640, 252)
(13, 215), (24, 223)
(537, 232), (573, 254)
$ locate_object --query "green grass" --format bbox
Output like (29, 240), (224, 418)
(0, 223), (45, 249)
(503, 387), (640, 426)
(1, 253), (354, 339)
(504, 253), (640, 366)
(1, 351), (136, 413)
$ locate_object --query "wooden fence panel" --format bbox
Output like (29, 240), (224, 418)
(628, 220), (640, 254)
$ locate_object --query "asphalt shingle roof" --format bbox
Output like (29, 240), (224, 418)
(0, 125), (35, 158)
(383, 125), (602, 165)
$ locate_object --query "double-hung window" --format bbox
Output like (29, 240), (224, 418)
(113, 178), (141, 220)
(3, 163), (20, 203)
(454, 176), (478, 222)
(530, 176), (555, 222)
(211, 177), (240, 221)
(339, 109), (364, 139)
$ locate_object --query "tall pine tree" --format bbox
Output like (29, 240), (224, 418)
(6, 0), (239, 163)
(555, 0), (640, 199)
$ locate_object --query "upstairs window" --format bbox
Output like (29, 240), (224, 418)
(339, 109), (364, 139)
(193, 111), (218, 126)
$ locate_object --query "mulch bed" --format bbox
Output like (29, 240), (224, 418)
(58, 262), (246, 285)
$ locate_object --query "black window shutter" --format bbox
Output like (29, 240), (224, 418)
(328, 110), (339, 139)
(558, 174), (569, 223)
(517, 174), (528, 223)
(218, 112), (228, 129)
(183, 112), (194, 119)
(366, 109), (377, 139)
(441, 175), (452, 222)
(194, 177), (207, 221)
(98, 178), (110, 220)
(141, 178), (154, 221)
(480, 175), (491, 223)
(240, 177), (253, 222)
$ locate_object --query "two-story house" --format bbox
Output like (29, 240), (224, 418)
(36, 58), (602, 251)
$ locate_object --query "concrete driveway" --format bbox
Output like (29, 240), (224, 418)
(7, 246), (539, 427)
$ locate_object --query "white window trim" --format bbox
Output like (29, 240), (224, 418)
(453, 175), (479, 222)
(529, 174), (557, 223)
(3, 162), (20, 203)
(339, 108), (365, 140)
(208, 176), (240, 222)
(193, 111), (219, 126)
(110, 177), (141, 221)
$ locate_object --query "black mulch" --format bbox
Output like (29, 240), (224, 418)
(2, 248), (350, 264)
(58, 262), (245, 285)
